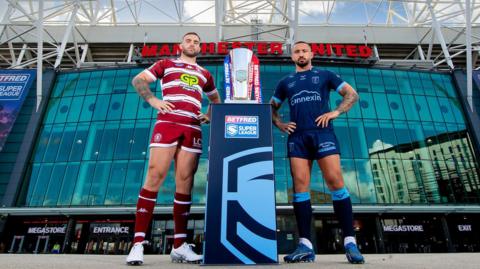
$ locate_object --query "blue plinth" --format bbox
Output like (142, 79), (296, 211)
(203, 104), (278, 265)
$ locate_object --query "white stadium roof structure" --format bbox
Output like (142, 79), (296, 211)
(0, 0), (479, 71)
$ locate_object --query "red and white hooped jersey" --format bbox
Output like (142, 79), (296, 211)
(144, 58), (218, 126)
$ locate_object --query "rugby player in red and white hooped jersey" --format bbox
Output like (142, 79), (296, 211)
(126, 32), (221, 265)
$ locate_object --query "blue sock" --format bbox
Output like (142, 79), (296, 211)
(293, 192), (312, 242)
(331, 187), (355, 238)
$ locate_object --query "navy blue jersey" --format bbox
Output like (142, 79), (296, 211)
(272, 67), (346, 133)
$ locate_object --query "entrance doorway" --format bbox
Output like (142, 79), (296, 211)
(8, 235), (24, 253)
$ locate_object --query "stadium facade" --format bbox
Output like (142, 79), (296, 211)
(0, 0), (480, 256)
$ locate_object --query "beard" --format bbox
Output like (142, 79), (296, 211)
(295, 58), (310, 68)
(182, 48), (200, 58)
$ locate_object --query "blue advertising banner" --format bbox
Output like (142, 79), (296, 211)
(0, 69), (36, 152)
(203, 104), (278, 265)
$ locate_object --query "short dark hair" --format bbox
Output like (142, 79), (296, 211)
(182, 32), (201, 41)
(293, 41), (311, 49)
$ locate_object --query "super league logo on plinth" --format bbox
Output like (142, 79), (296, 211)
(203, 48), (278, 265)
(224, 48), (262, 103)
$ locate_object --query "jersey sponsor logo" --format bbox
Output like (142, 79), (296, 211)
(180, 73), (199, 86)
(318, 141), (336, 153)
(225, 115), (259, 139)
(290, 90), (322, 106)
(153, 133), (162, 143)
(193, 137), (202, 148)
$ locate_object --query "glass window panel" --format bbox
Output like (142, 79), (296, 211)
(340, 74), (356, 89)
(69, 122), (89, 161)
(86, 71), (102, 95)
(402, 159), (427, 203)
(66, 96), (84, 122)
(400, 95), (420, 121)
(353, 68), (369, 92)
(113, 69), (130, 93)
(82, 122), (105, 161)
(79, 95), (96, 122)
(88, 161), (112, 205)
(98, 121), (119, 160)
(426, 96), (445, 122)
(358, 93), (377, 119)
(29, 163), (54, 206)
(395, 71), (413, 95)
(56, 123), (76, 162)
(372, 93), (392, 119)
(431, 73), (447, 97)
(386, 158), (411, 203)
(130, 120), (150, 159)
(371, 158), (397, 203)
(29, 163), (53, 206)
(420, 73), (435, 96)
(25, 163), (41, 206)
(122, 160), (146, 204)
(332, 119), (353, 158)
(368, 69), (385, 93)
(57, 162), (80, 206)
(382, 70), (399, 93)
(448, 98), (465, 124)
(43, 163), (67, 206)
(92, 94), (111, 121)
(71, 161), (96, 205)
(107, 94), (126, 120)
(54, 97), (72, 123)
(33, 125), (52, 162)
(414, 95), (433, 122)
(386, 94), (406, 120)
(436, 97), (456, 123)
(340, 159), (361, 203)
(354, 159), (376, 203)
(63, 73), (79, 97)
(192, 159), (207, 204)
(136, 99), (152, 119)
(441, 75), (457, 97)
(114, 121), (135, 160)
(347, 119), (369, 158)
(407, 72), (425, 95)
(363, 120), (384, 159)
(104, 161), (128, 205)
(394, 121), (414, 159)
(419, 160), (442, 203)
(51, 75), (66, 98)
(274, 157), (289, 204)
(408, 121), (431, 160)
(43, 98), (60, 124)
(122, 93), (140, 120)
(422, 122), (443, 161)
(99, 70), (115, 94)
(43, 124), (64, 162)
(74, 72), (91, 96)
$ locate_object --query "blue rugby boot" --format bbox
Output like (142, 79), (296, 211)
(345, 242), (365, 264)
(283, 243), (315, 263)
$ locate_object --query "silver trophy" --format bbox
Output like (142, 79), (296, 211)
(225, 48), (261, 103)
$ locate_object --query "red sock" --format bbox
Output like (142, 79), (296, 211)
(133, 188), (158, 244)
(173, 192), (192, 248)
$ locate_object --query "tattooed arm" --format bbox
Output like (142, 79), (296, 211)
(132, 71), (175, 114)
(315, 83), (359, 128)
(334, 83), (359, 114)
(270, 99), (296, 134)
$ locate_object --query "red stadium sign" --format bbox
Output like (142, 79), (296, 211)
(141, 42), (373, 59)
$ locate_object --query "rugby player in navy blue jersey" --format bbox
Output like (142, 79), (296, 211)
(271, 41), (364, 264)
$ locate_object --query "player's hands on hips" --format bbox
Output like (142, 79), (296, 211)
(148, 97), (175, 114)
(277, 122), (296, 134)
(198, 112), (210, 124)
(315, 110), (341, 128)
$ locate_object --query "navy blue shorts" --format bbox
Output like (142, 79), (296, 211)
(287, 130), (340, 160)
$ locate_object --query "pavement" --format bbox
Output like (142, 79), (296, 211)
(1, 253), (479, 269)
